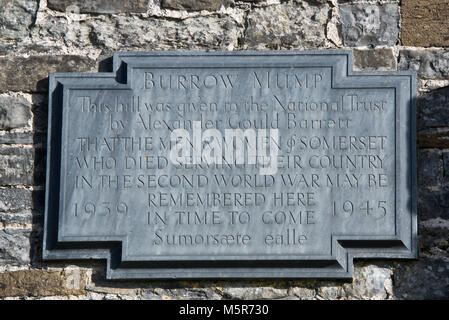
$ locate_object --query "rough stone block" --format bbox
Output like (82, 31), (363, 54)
(419, 221), (449, 253)
(418, 149), (442, 188)
(287, 286), (316, 300)
(418, 188), (449, 220)
(85, 15), (242, 51)
(0, 0), (38, 41)
(316, 263), (393, 299)
(343, 264), (392, 299)
(142, 287), (222, 300)
(0, 269), (87, 298)
(418, 129), (449, 149)
(0, 96), (32, 130)
(339, 4), (399, 46)
(161, 0), (231, 11)
(220, 284), (289, 299)
(0, 56), (95, 93)
(398, 50), (449, 80)
(402, 0), (449, 47)
(393, 256), (449, 299)
(417, 86), (449, 129)
(47, 0), (149, 14)
(316, 282), (345, 299)
(353, 48), (396, 71)
(0, 229), (31, 265)
(0, 212), (35, 228)
(0, 147), (45, 186)
(243, 2), (330, 49)
(0, 188), (35, 212)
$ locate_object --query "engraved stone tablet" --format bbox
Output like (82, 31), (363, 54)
(43, 51), (417, 279)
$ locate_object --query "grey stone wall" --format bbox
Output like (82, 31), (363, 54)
(0, 0), (448, 300)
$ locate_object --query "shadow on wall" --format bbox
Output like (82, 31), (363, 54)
(394, 85), (449, 300)
(416, 86), (449, 220)
(27, 60), (449, 300)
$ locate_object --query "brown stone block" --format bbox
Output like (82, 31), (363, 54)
(418, 129), (449, 149)
(402, 0), (449, 47)
(0, 269), (87, 298)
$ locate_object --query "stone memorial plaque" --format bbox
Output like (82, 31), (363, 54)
(43, 51), (417, 279)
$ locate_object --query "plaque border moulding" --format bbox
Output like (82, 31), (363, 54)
(43, 50), (418, 280)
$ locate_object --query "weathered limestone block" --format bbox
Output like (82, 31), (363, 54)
(418, 189), (449, 220)
(161, 0), (232, 11)
(317, 263), (393, 299)
(0, 147), (45, 186)
(33, 5), (244, 50)
(0, 188), (34, 212)
(353, 48), (396, 71)
(402, 0), (449, 47)
(0, 269), (88, 298)
(419, 220), (449, 253)
(0, 56), (95, 93)
(393, 256), (449, 299)
(0, 229), (31, 265)
(47, 0), (149, 14)
(316, 285), (344, 299)
(87, 15), (243, 51)
(343, 264), (393, 299)
(339, 4), (399, 46)
(0, 0), (38, 41)
(220, 283), (289, 299)
(0, 96), (32, 130)
(287, 286), (316, 300)
(399, 50), (449, 80)
(243, 2), (330, 49)
(141, 287), (222, 300)
(0, 212), (35, 228)
(417, 86), (449, 129)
